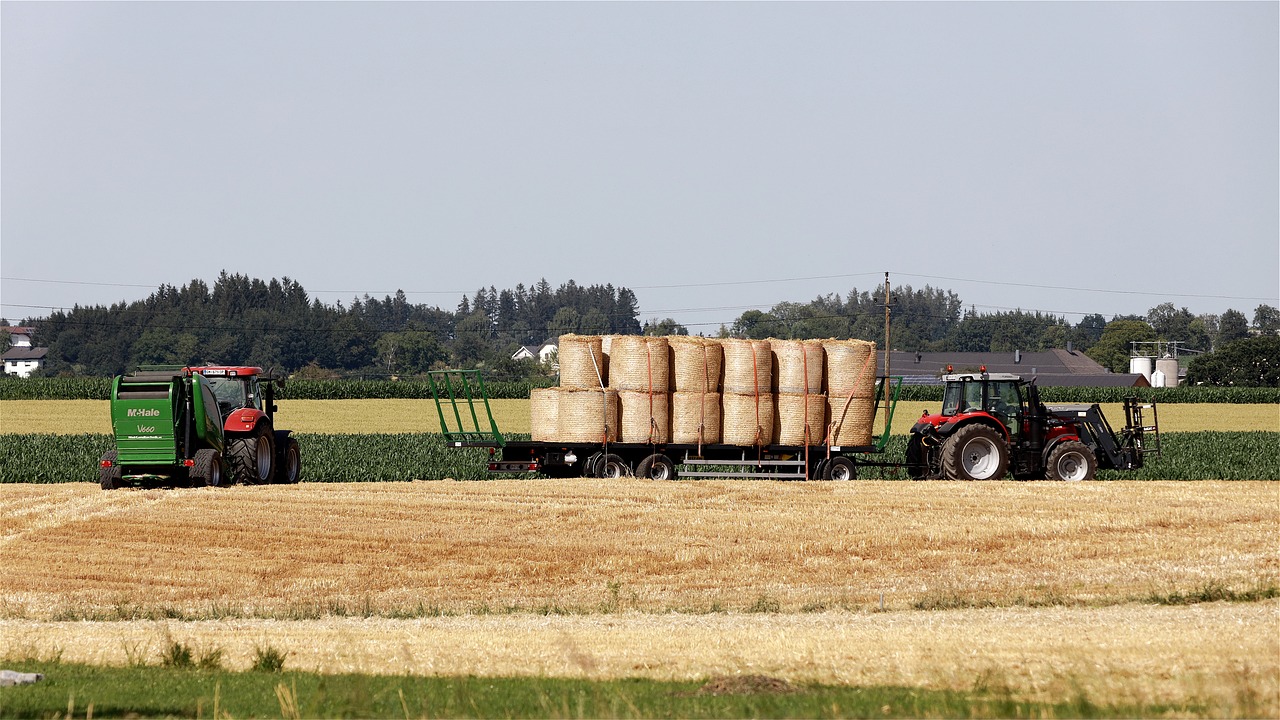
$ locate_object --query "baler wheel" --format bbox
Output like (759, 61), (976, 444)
(99, 450), (122, 490)
(191, 449), (223, 487)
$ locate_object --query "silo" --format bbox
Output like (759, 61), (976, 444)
(1155, 357), (1180, 388)
(1129, 356), (1153, 383)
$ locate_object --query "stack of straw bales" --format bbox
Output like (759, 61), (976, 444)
(670, 337), (722, 445)
(823, 339), (879, 446)
(721, 338), (774, 446)
(529, 334), (879, 449)
(609, 335), (671, 443)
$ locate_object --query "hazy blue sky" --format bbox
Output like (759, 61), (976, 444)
(3, 1), (1277, 334)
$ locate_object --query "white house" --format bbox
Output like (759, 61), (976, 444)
(3, 347), (48, 378)
(3, 327), (47, 377)
(511, 341), (558, 366)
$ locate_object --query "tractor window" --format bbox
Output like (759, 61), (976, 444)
(986, 381), (1021, 429)
(206, 377), (247, 415)
(941, 381), (983, 416)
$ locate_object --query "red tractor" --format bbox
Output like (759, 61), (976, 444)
(189, 366), (301, 484)
(906, 370), (1158, 481)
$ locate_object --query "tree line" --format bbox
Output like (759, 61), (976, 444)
(7, 271), (1278, 385)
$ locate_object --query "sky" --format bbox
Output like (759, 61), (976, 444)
(2, 1), (1277, 335)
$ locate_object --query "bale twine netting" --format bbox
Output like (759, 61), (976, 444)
(608, 335), (671, 392)
(669, 336), (723, 393)
(671, 391), (722, 445)
(619, 390), (671, 443)
(530, 387), (559, 442)
(827, 395), (877, 447)
(772, 339), (824, 394)
(555, 388), (619, 443)
(823, 339), (877, 397)
(558, 334), (607, 390)
(722, 339), (772, 395)
(722, 391), (775, 446)
(776, 392), (826, 446)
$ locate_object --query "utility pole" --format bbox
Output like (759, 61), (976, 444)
(882, 272), (892, 436)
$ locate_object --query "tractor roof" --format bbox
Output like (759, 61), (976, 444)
(942, 372), (1024, 383)
(188, 366), (265, 378)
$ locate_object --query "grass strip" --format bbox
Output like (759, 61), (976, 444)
(0, 660), (1211, 719)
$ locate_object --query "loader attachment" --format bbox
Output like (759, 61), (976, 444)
(427, 369), (505, 447)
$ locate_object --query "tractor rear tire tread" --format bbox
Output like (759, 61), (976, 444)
(940, 424), (1009, 480)
(229, 426), (275, 485)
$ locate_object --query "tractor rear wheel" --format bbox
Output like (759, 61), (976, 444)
(191, 449), (223, 487)
(1045, 441), (1096, 481)
(229, 426), (275, 485)
(940, 424), (1009, 480)
(99, 450), (122, 490)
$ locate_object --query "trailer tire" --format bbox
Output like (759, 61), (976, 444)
(811, 458), (829, 481)
(596, 453), (630, 479)
(585, 452), (604, 478)
(275, 437), (301, 484)
(1045, 441), (1096, 481)
(229, 426), (275, 485)
(636, 453), (677, 480)
(99, 450), (122, 490)
(940, 424), (1008, 480)
(191, 449), (223, 487)
(824, 456), (857, 481)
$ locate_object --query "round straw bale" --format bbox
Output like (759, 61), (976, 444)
(671, 391), (722, 444)
(722, 391), (775, 446)
(823, 339), (877, 398)
(721, 338), (772, 395)
(776, 392), (826, 446)
(608, 335), (671, 392)
(530, 387), (559, 442)
(619, 390), (671, 443)
(669, 336), (723, 393)
(558, 334), (607, 390)
(826, 395), (877, 447)
(772, 339), (824, 394)
(555, 387), (619, 443)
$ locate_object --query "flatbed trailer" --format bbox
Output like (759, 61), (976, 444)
(429, 369), (906, 481)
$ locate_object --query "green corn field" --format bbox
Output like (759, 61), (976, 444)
(2, 431), (1276, 483)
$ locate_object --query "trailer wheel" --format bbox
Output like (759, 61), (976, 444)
(636, 453), (677, 480)
(99, 450), (122, 490)
(596, 453), (630, 479)
(810, 458), (829, 481)
(940, 424), (1008, 480)
(824, 456), (857, 481)
(191, 449), (223, 487)
(275, 437), (301, 484)
(1045, 441), (1096, 481)
(584, 452), (604, 478)
(229, 426), (275, 485)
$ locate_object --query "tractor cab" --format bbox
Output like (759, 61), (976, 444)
(187, 367), (278, 423)
(937, 371), (1026, 438)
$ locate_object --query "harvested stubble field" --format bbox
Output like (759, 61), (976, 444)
(1, 480), (1276, 712)
(1, 399), (1276, 435)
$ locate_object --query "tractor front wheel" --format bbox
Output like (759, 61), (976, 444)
(275, 437), (301, 484)
(940, 424), (1009, 480)
(229, 426), (275, 485)
(1045, 441), (1097, 481)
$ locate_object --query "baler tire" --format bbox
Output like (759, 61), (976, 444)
(229, 426), (275, 485)
(276, 437), (301, 484)
(1045, 441), (1097, 481)
(636, 453), (677, 480)
(191, 449), (223, 487)
(99, 450), (122, 490)
(940, 424), (1009, 480)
